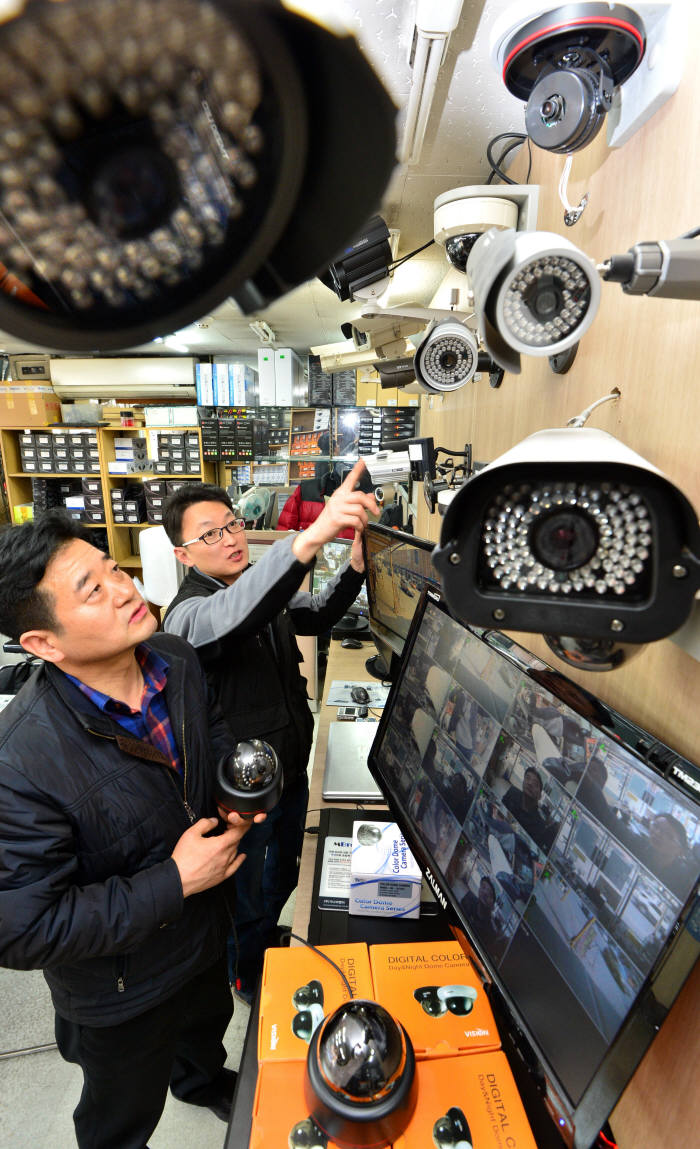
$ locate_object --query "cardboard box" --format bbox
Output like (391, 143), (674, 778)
(349, 821), (422, 920)
(0, 386), (61, 428)
(258, 943), (374, 1064)
(393, 1051), (537, 1149)
(251, 1060), (343, 1149)
(369, 942), (501, 1058)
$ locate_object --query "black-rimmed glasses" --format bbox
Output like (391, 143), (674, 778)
(181, 518), (246, 547)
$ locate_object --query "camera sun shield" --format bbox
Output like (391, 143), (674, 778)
(433, 429), (700, 645)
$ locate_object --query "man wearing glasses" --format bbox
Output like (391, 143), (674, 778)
(162, 461), (377, 1001)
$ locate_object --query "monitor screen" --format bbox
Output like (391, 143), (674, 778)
(362, 523), (440, 671)
(368, 589), (700, 1148)
(312, 538), (368, 614)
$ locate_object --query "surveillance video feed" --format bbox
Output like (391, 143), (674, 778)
(364, 527), (440, 656)
(371, 594), (700, 1106)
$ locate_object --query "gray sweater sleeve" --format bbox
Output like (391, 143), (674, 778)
(163, 533), (311, 648)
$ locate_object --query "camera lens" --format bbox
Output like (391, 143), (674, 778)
(530, 509), (599, 571)
(480, 481), (654, 600)
(90, 145), (180, 239)
(417, 322), (477, 391)
(540, 94), (565, 125)
(445, 232), (479, 272)
(500, 254), (593, 349)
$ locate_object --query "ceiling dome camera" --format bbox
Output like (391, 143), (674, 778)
(494, 3), (646, 153)
(0, 0), (395, 351)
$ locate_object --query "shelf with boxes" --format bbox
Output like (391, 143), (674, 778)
(99, 424), (216, 572)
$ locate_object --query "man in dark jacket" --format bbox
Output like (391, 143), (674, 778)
(0, 511), (264, 1149)
(162, 459), (376, 1001)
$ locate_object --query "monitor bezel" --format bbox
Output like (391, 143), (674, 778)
(367, 587), (700, 1149)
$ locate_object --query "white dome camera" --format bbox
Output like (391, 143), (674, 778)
(433, 185), (539, 273)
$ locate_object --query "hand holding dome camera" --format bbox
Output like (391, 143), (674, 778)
(216, 738), (283, 817)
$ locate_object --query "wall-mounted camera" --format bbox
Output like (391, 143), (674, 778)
(433, 184), (539, 277)
(490, 3), (646, 153)
(432, 428), (700, 670)
(467, 227), (601, 375)
(414, 322), (479, 393)
(0, 0), (396, 351)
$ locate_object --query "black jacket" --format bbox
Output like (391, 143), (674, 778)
(0, 633), (234, 1027)
(163, 545), (365, 783)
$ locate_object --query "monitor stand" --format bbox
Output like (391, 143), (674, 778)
(365, 652), (391, 681)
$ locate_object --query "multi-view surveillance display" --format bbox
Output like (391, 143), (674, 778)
(373, 595), (700, 1107)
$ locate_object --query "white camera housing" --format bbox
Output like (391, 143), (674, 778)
(414, 321), (479, 393)
(467, 228), (601, 374)
(433, 185), (539, 273)
(361, 450), (412, 487)
(433, 427), (700, 648)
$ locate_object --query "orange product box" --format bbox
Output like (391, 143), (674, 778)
(369, 941), (501, 1058)
(393, 1051), (538, 1149)
(258, 942), (375, 1063)
(251, 1059), (343, 1149)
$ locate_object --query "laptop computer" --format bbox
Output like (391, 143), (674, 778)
(321, 721), (384, 802)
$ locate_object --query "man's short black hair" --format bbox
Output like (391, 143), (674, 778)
(162, 483), (234, 546)
(523, 765), (543, 794)
(0, 510), (95, 641)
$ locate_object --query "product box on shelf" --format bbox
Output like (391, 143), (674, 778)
(258, 943), (374, 1064)
(393, 1051), (537, 1149)
(369, 941), (501, 1059)
(250, 1060), (343, 1149)
(0, 386), (62, 428)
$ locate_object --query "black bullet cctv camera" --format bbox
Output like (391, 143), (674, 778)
(0, 0), (396, 352)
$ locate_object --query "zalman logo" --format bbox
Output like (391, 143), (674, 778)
(671, 764), (700, 794)
(425, 867), (447, 910)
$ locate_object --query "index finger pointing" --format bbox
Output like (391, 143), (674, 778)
(340, 458), (368, 489)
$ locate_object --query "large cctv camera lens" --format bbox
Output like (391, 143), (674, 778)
(499, 255), (593, 349)
(0, 0), (302, 347)
(0, 0), (396, 351)
(415, 321), (478, 392)
(480, 481), (654, 600)
(530, 509), (599, 571)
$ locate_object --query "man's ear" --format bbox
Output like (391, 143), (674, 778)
(173, 546), (195, 569)
(19, 630), (65, 664)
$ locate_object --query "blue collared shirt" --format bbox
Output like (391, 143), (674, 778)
(65, 644), (182, 775)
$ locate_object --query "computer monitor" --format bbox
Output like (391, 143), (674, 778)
(368, 589), (700, 1149)
(362, 522), (440, 679)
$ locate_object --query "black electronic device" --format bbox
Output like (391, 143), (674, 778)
(341, 637), (364, 650)
(350, 686), (370, 705)
(361, 523), (440, 681)
(216, 738), (283, 817)
(367, 589), (700, 1149)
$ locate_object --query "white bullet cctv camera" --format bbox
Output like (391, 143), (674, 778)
(413, 321), (479, 393)
(433, 427), (700, 659)
(467, 228), (601, 374)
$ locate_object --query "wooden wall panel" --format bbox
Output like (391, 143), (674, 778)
(417, 2), (700, 765)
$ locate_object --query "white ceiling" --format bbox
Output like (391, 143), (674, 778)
(0, 0), (529, 361)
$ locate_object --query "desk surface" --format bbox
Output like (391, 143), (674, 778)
(234, 637), (700, 1149)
